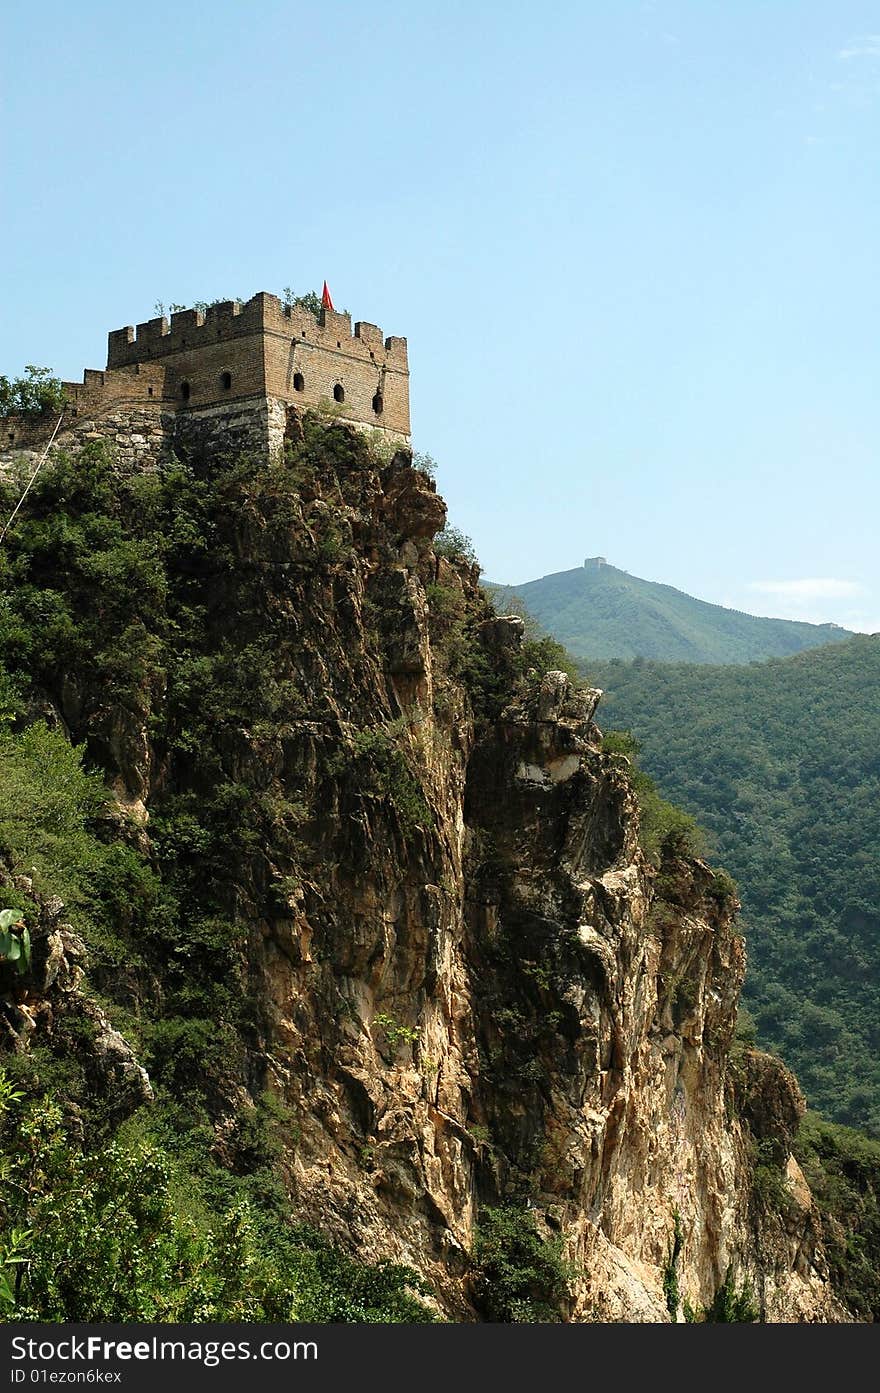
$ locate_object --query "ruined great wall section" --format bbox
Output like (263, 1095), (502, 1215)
(1, 293), (410, 477)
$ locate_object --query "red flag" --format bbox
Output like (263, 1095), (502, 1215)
(322, 281), (335, 311)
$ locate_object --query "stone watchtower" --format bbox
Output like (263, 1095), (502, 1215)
(1, 292), (410, 472)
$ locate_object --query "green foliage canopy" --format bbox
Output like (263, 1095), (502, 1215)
(0, 367), (67, 420)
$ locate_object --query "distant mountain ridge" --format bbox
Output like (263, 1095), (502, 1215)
(488, 559), (852, 665)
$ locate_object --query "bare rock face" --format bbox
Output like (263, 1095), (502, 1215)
(246, 593), (838, 1319)
(478, 615), (526, 652)
(0, 422), (846, 1321)
(460, 675), (837, 1321)
(247, 618), (840, 1318)
(382, 456), (447, 541)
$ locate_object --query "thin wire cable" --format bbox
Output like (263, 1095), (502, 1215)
(0, 411), (66, 545)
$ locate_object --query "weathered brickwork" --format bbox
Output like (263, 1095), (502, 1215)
(104, 291), (409, 437)
(0, 291), (409, 480)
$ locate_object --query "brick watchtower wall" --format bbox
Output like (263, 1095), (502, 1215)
(0, 292), (410, 478)
(106, 292), (409, 437)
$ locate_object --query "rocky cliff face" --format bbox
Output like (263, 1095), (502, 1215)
(0, 412), (845, 1320)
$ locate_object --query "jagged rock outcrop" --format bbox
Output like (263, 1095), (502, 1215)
(0, 871), (153, 1117)
(0, 414), (848, 1320)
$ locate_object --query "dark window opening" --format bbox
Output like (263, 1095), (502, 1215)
(148, 386), (154, 397)
(333, 383), (345, 403)
(372, 391), (384, 415)
(336, 340), (341, 348)
(221, 371), (232, 390)
(293, 372), (305, 392)
(181, 381), (191, 401)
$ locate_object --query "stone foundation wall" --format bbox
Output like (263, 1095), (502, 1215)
(172, 396), (287, 466)
(0, 396), (287, 485)
(0, 406), (175, 482)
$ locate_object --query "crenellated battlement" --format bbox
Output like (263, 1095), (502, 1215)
(1, 288), (410, 472)
(101, 290), (409, 437)
(108, 295), (261, 367)
(107, 291), (408, 374)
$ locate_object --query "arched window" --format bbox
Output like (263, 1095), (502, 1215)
(181, 381), (191, 401)
(293, 372), (305, 392)
(372, 391), (384, 415)
(221, 371), (232, 390)
(333, 383), (345, 403)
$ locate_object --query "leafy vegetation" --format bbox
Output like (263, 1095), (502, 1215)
(0, 908), (30, 976)
(422, 573), (586, 728)
(488, 562), (851, 664)
(0, 721), (116, 909)
(795, 1112), (880, 1320)
(702, 1268), (760, 1322)
(433, 526), (479, 568)
(372, 1012), (420, 1053)
(411, 450), (437, 479)
(472, 1206), (572, 1322)
(602, 729), (703, 862)
(0, 1067), (432, 1322)
(591, 639), (880, 1134)
(282, 287), (324, 317)
(0, 420), (451, 1320)
(327, 722), (432, 840)
(0, 367), (67, 420)
(662, 1208), (684, 1318)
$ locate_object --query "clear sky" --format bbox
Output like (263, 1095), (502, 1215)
(2, 1), (878, 631)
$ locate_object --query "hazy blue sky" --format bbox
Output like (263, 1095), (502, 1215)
(2, 1), (878, 630)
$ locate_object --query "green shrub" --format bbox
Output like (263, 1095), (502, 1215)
(0, 722), (110, 907)
(282, 288), (323, 318)
(601, 729), (641, 759)
(735, 1007), (758, 1047)
(795, 1112), (880, 1320)
(0, 908), (30, 977)
(425, 581), (465, 627)
(519, 635), (582, 685)
(709, 868), (738, 905)
(472, 1205), (572, 1322)
(632, 768), (703, 863)
(433, 526), (478, 568)
(0, 1070), (433, 1322)
(703, 1266), (760, 1322)
(0, 367), (67, 419)
(412, 451), (437, 478)
(603, 728), (703, 861)
(330, 723), (432, 838)
(662, 1208), (684, 1318)
(372, 1011), (420, 1053)
(750, 1138), (793, 1213)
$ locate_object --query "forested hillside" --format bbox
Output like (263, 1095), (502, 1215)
(590, 638), (880, 1135)
(0, 415), (876, 1320)
(489, 563), (851, 664)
